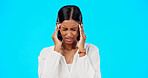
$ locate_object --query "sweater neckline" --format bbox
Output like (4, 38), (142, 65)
(62, 49), (79, 75)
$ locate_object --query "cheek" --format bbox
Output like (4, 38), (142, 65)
(73, 31), (78, 36)
(61, 31), (66, 35)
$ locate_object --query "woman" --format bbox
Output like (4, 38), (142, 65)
(38, 5), (101, 78)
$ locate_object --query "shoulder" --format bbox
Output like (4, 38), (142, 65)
(84, 43), (99, 51)
(84, 43), (99, 55)
(39, 46), (55, 58)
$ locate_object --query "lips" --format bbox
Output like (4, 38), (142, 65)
(65, 38), (73, 42)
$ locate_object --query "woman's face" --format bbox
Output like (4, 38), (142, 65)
(59, 20), (79, 44)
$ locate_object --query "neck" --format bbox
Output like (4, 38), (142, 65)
(62, 40), (77, 50)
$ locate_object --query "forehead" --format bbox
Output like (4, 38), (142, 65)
(61, 20), (79, 27)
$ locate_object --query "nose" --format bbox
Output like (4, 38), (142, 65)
(66, 31), (73, 37)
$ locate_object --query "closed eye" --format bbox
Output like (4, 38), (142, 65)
(62, 27), (77, 31)
(63, 29), (67, 31)
(71, 28), (77, 31)
(63, 29), (76, 31)
(73, 30), (76, 31)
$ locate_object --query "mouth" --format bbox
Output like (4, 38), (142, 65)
(65, 38), (73, 42)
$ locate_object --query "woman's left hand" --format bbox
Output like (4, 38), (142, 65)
(76, 24), (87, 57)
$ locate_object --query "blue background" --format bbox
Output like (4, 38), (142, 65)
(0, 0), (148, 78)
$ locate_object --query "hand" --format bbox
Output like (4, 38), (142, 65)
(51, 24), (62, 53)
(76, 24), (87, 55)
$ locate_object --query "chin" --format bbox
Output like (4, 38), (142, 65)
(65, 41), (74, 44)
(65, 42), (73, 45)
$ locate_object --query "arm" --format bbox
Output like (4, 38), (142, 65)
(76, 45), (101, 78)
(38, 48), (62, 78)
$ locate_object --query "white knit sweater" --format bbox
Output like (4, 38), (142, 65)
(38, 43), (101, 78)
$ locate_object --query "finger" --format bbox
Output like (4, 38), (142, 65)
(82, 33), (86, 39)
(83, 34), (87, 39)
(81, 24), (84, 33)
(79, 24), (83, 37)
(54, 26), (57, 34)
(58, 24), (61, 29)
(80, 24), (85, 38)
(79, 24), (82, 31)
(54, 24), (60, 37)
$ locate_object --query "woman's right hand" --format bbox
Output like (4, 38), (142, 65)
(51, 24), (62, 53)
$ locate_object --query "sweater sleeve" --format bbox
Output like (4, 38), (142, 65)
(76, 45), (101, 78)
(38, 47), (62, 78)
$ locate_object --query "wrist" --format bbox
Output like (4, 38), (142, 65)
(78, 49), (86, 57)
(54, 46), (61, 53)
(79, 52), (86, 57)
(78, 49), (86, 54)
